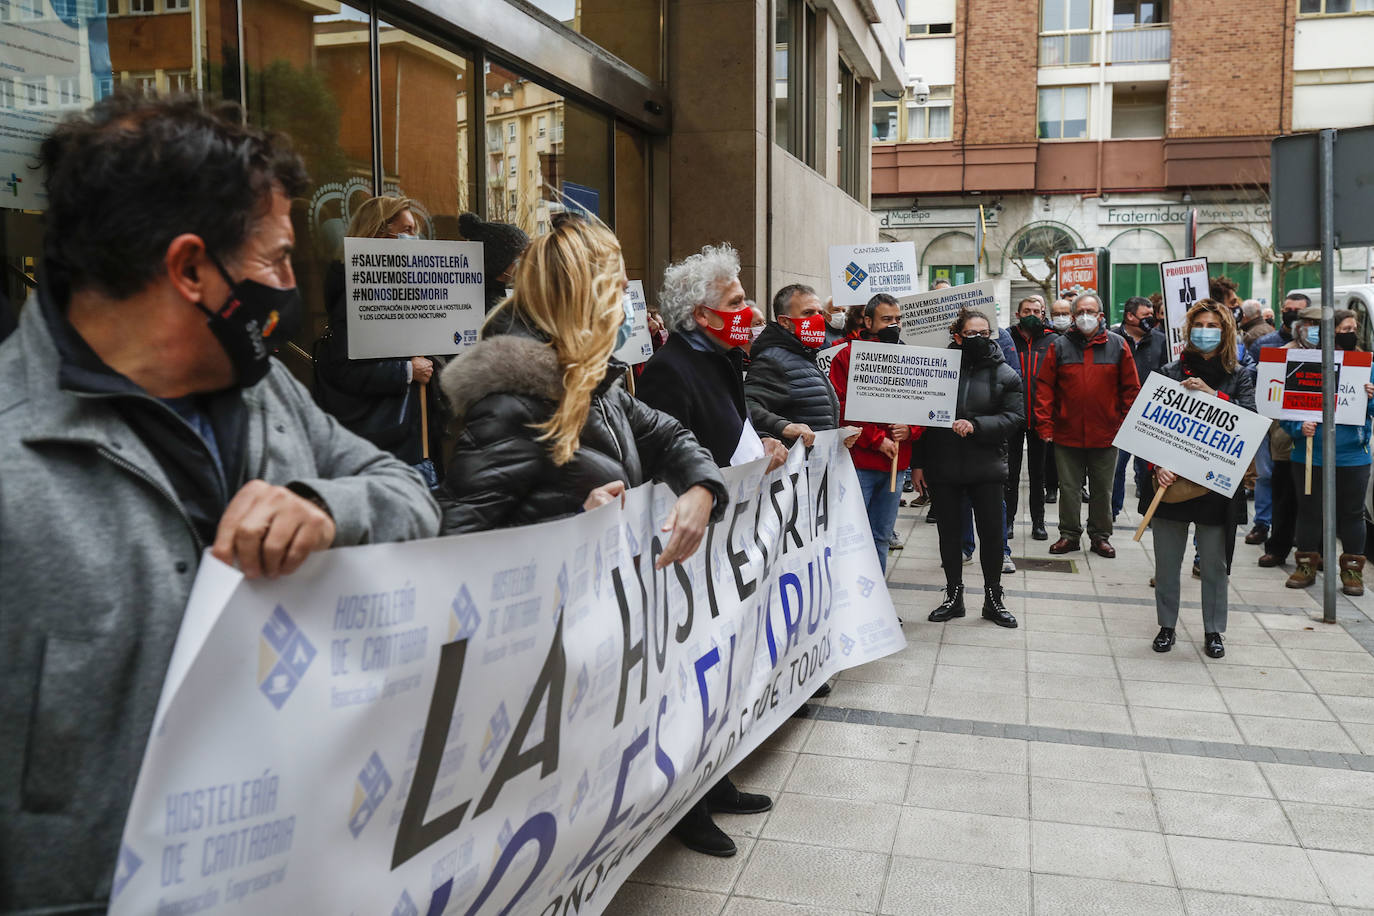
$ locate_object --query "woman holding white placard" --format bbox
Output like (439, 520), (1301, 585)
(1281, 307), (1374, 595)
(1142, 300), (1254, 659)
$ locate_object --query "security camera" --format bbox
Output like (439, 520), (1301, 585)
(907, 74), (930, 106)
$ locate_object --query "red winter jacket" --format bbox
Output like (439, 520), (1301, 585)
(1033, 327), (1141, 449)
(828, 335), (921, 472)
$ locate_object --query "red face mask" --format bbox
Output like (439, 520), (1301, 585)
(701, 305), (754, 348)
(790, 313), (828, 349)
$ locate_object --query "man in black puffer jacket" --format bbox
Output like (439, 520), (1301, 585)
(745, 283), (839, 444)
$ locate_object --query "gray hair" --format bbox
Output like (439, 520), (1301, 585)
(659, 244), (741, 334)
(1072, 293), (1102, 314)
(1241, 299), (1262, 321)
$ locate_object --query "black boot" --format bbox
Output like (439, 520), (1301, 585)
(928, 584), (965, 622)
(670, 799), (737, 857)
(981, 585), (1018, 628)
(1204, 632), (1225, 659)
(1152, 626), (1176, 653)
(705, 776), (772, 815)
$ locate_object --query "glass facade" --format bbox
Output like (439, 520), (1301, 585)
(0, 0), (650, 379)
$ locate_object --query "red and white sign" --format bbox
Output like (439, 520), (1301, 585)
(1256, 347), (1373, 426)
(1056, 252), (1099, 297)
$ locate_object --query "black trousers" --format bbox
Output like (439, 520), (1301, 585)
(1264, 458), (1297, 561)
(932, 478), (1006, 591)
(1293, 461), (1371, 555)
(1006, 427), (1051, 526)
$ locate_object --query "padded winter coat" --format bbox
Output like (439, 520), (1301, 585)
(744, 322), (839, 441)
(912, 342), (1025, 485)
(436, 321), (727, 534)
(1033, 325), (1141, 449)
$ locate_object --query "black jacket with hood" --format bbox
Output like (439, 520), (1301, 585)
(744, 322), (839, 440)
(437, 312), (728, 534)
(912, 340), (1025, 485)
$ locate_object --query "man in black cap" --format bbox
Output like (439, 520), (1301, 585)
(458, 211), (530, 312)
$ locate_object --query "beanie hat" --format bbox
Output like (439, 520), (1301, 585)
(458, 212), (529, 282)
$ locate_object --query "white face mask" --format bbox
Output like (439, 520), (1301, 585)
(750, 325), (765, 341)
(827, 311), (846, 330)
(1075, 313), (1100, 335)
(1050, 314), (1072, 331)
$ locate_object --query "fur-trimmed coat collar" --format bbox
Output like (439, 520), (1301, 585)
(439, 334), (563, 424)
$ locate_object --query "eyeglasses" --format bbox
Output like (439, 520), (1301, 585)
(961, 329), (992, 338)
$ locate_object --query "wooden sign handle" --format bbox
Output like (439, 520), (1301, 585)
(1134, 483), (1168, 542)
(420, 380), (430, 461)
(1305, 435), (1314, 495)
(889, 448), (899, 493)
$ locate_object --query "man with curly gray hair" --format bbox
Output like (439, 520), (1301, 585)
(657, 243), (746, 335)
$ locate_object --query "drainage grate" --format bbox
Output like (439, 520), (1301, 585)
(1011, 557), (1076, 574)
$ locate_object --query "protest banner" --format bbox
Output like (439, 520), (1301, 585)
(110, 432), (905, 916)
(611, 281), (654, 366)
(828, 242), (918, 308)
(815, 342), (846, 379)
(344, 237), (486, 359)
(1255, 347), (1373, 425)
(1113, 373), (1269, 535)
(896, 280), (999, 350)
(1159, 257), (1209, 359)
(843, 341), (959, 429)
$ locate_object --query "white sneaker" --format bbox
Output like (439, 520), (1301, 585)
(1002, 556), (1016, 574)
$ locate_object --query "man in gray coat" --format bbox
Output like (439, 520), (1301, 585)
(0, 95), (440, 913)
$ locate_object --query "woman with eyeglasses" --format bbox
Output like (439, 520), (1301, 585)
(1282, 306), (1374, 595)
(915, 307), (1025, 628)
(1142, 299), (1254, 659)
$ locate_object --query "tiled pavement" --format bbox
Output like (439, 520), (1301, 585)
(606, 484), (1374, 915)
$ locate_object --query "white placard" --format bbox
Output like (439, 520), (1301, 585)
(611, 280), (653, 365)
(896, 280), (1000, 350)
(1112, 373), (1269, 498)
(828, 242), (918, 308)
(842, 341), (960, 428)
(1159, 257), (1210, 360)
(1255, 347), (1373, 425)
(344, 238), (486, 359)
(110, 433), (905, 916)
(814, 342), (847, 379)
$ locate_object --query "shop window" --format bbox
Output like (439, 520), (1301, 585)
(837, 59), (862, 199)
(1207, 262), (1253, 299)
(1300, 0), (1374, 13)
(1038, 86), (1089, 139)
(1111, 263), (1162, 323)
(929, 265), (975, 287)
(775, 0), (819, 167)
(614, 122), (649, 286)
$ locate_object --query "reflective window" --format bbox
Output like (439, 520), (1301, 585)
(1038, 85), (1089, 139)
(775, 0), (818, 166)
(871, 102), (898, 142)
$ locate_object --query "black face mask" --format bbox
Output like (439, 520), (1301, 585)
(1336, 331), (1359, 351)
(1281, 310), (1300, 329)
(874, 325), (902, 345)
(960, 335), (993, 362)
(200, 255), (303, 387)
(1139, 316), (1157, 332)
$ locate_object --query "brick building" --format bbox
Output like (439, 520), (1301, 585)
(874, 0), (1374, 322)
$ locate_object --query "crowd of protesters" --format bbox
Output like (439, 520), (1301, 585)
(5, 94), (1373, 914)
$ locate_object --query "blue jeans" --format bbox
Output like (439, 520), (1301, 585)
(1111, 451), (1150, 520)
(962, 497), (1011, 557)
(1254, 436), (1273, 528)
(857, 469), (902, 573)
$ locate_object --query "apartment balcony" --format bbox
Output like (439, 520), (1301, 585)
(1109, 25), (1171, 64)
(1039, 32), (1097, 67)
(488, 171), (505, 189)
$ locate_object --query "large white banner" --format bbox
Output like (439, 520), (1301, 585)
(1113, 373), (1269, 498)
(110, 432), (904, 916)
(828, 242), (918, 308)
(843, 341), (959, 428)
(345, 238), (487, 359)
(1255, 347), (1372, 425)
(897, 280), (999, 350)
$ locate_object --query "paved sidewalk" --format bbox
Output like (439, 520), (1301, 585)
(607, 483), (1374, 915)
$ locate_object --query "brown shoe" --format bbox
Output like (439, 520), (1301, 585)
(1090, 537), (1116, 559)
(1341, 553), (1365, 597)
(1286, 551), (1320, 589)
(1244, 524), (1269, 546)
(1257, 553), (1284, 568)
(1049, 537), (1080, 554)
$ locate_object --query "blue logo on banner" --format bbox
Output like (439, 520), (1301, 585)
(1206, 470), (1216, 481)
(568, 664), (590, 721)
(450, 585), (481, 641)
(110, 843), (142, 899)
(392, 891), (420, 916)
(349, 751), (393, 838)
(479, 703), (511, 770)
(844, 261), (869, 290)
(928, 410), (936, 420)
(624, 524), (640, 556)
(856, 576), (876, 598)
(258, 605), (316, 709)
(839, 633), (856, 656)
(569, 770), (591, 821)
